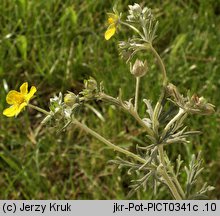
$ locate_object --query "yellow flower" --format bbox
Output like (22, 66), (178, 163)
(104, 13), (119, 40)
(3, 82), (37, 117)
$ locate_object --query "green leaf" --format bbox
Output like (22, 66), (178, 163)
(16, 35), (28, 61)
(0, 152), (21, 172)
(170, 33), (187, 58)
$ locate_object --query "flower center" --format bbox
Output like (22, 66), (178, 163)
(15, 94), (25, 105)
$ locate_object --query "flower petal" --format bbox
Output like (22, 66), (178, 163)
(3, 105), (19, 117)
(16, 102), (27, 116)
(20, 82), (28, 94)
(3, 102), (27, 117)
(25, 86), (37, 102)
(6, 90), (24, 105)
(105, 24), (116, 40)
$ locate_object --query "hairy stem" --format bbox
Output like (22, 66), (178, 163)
(149, 44), (168, 86)
(134, 77), (140, 112)
(73, 119), (155, 168)
(171, 172), (185, 199)
(28, 104), (50, 116)
(146, 44), (183, 199)
(99, 93), (154, 136)
(120, 21), (145, 39)
(158, 146), (182, 200)
(74, 116), (182, 199)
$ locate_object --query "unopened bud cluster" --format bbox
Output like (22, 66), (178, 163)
(127, 3), (154, 23)
(80, 77), (98, 100)
(166, 83), (215, 115)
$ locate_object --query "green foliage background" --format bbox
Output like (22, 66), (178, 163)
(0, 0), (219, 199)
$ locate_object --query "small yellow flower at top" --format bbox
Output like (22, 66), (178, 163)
(3, 82), (37, 117)
(104, 13), (119, 40)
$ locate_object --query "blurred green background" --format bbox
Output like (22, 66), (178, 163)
(0, 0), (219, 199)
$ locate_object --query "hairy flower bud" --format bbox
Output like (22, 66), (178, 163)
(64, 92), (77, 107)
(189, 95), (215, 115)
(166, 83), (215, 115)
(129, 3), (142, 14)
(130, 59), (148, 77)
(84, 77), (97, 92)
(127, 3), (142, 21)
(166, 83), (185, 105)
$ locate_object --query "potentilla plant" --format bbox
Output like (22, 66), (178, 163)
(3, 3), (215, 200)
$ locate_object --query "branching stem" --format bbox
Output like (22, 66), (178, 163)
(73, 119), (155, 170)
(148, 45), (184, 200)
(99, 93), (154, 136)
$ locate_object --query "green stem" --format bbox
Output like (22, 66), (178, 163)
(142, 44), (167, 136)
(134, 77), (140, 112)
(28, 104), (50, 116)
(158, 145), (182, 200)
(99, 93), (154, 136)
(144, 43), (183, 199)
(73, 119), (154, 166)
(171, 171), (185, 199)
(120, 21), (145, 39)
(129, 108), (154, 137)
(74, 117), (182, 199)
(149, 44), (168, 86)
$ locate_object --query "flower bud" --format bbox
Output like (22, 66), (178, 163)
(64, 92), (77, 107)
(84, 77), (97, 92)
(166, 83), (184, 104)
(189, 95), (215, 115)
(130, 59), (148, 77)
(128, 3), (142, 21)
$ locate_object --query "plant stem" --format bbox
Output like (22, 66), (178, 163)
(146, 44), (183, 199)
(74, 116), (182, 199)
(28, 104), (50, 116)
(158, 145), (182, 200)
(99, 93), (154, 136)
(149, 44), (168, 86)
(120, 21), (145, 39)
(171, 172), (185, 199)
(73, 119), (155, 168)
(134, 77), (140, 112)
